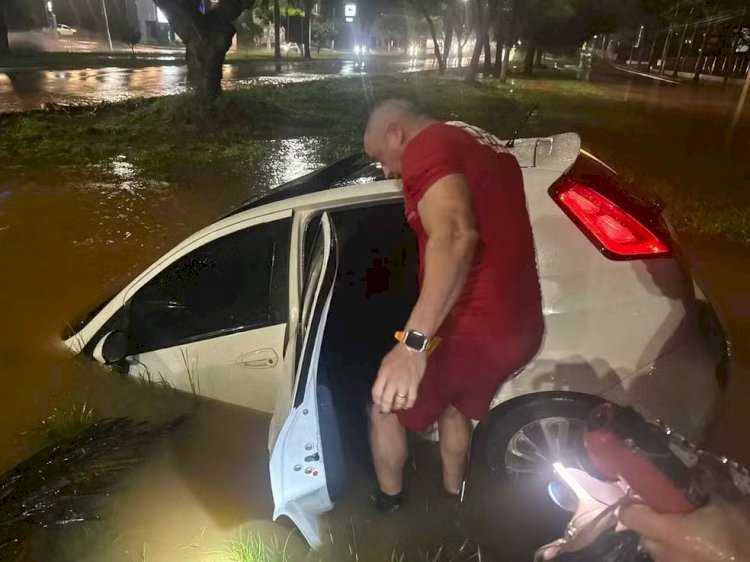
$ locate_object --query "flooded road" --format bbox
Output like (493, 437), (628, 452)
(0, 57), (441, 113)
(0, 150), (327, 560)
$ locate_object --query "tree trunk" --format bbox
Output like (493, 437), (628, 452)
(156, 0), (254, 99)
(493, 35), (502, 76)
(672, 21), (690, 77)
(466, 0), (490, 81)
(273, 0), (281, 59)
(303, 0), (312, 59)
(0, 0), (9, 54)
(646, 34), (658, 72)
(418, 3), (445, 73)
(497, 0), (514, 82)
(483, 33), (492, 73)
(444, 4), (455, 67)
(659, 25), (673, 75)
(535, 49), (543, 66)
(693, 22), (712, 82)
(523, 42), (535, 75)
(184, 27), (234, 99)
(303, 13), (311, 58)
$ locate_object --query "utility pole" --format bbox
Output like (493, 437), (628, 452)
(660, 3), (680, 75)
(672, 9), (692, 78)
(629, 24), (644, 66)
(101, 0), (113, 50)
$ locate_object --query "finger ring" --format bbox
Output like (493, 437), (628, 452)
(396, 393), (407, 399)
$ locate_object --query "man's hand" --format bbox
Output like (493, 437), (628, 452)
(619, 499), (750, 562)
(372, 344), (427, 414)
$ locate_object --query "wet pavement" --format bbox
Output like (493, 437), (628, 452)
(0, 57), (443, 113)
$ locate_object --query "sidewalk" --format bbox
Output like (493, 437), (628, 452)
(615, 61), (746, 87)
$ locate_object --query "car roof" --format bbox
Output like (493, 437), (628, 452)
(222, 153), (384, 219)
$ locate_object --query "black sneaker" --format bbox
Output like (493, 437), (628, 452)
(373, 489), (404, 513)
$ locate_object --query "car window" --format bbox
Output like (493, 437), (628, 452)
(301, 217), (325, 330)
(293, 215), (337, 408)
(127, 218), (292, 354)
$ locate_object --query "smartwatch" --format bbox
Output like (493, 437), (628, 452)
(396, 330), (429, 353)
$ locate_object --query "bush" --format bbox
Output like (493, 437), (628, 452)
(121, 26), (141, 55)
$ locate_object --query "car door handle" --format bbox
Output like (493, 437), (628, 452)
(237, 349), (279, 369)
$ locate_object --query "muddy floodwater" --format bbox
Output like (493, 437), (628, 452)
(1, 66), (749, 560)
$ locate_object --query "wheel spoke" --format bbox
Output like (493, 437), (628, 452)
(505, 417), (586, 476)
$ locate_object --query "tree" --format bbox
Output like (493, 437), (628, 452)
(466, 0), (492, 81)
(311, 19), (334, 53)
(514, 0), (619, 75)
(236, 8), (264, 47)
(154, 0), (257, 99)
(378, 13), (408, 51)
(273, 0), (280, 59)
(415, 0), (445, 72)
(495, 0), (516, 82)
(410, 0), (453, 74)
(0, 0), (8, 54)
(302, 0), (313, 58)
(121, 26), (141, 55)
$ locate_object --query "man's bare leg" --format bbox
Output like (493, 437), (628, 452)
(438, 405), (473, 494)
(369, 407), (408, 495)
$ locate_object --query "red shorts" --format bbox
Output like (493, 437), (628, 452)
(396, 330), (539, 432)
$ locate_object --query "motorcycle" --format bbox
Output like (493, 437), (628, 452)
(462, 393), (750, 562)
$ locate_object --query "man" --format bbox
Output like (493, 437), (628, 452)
(363, 99), (544, 510)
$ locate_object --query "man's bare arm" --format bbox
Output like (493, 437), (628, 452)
(405, 173), (480, 338)
(372, 173), (479, 413)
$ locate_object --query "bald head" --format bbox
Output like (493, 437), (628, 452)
(364, 99), (436, 178)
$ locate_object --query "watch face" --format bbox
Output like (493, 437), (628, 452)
(403, 331), (427, 352)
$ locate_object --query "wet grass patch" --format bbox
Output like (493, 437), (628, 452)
(1, 72), (747, 243)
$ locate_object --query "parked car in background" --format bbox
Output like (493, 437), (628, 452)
(62, 133), (728, 547)
(43, 24), (78, 36)
(57, 24), (77, 35)
(281, 42), (301, 56)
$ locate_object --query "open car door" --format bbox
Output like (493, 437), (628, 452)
(269, 212), (345, 547)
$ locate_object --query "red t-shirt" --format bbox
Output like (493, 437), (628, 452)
(401, 121), (544, 351)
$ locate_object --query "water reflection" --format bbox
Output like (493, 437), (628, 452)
(0, 57), (444, 113)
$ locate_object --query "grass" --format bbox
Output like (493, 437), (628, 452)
(213, 532), (293, 562)
(0, 50), (184, 70)
(1, 71), (748, 243)
(41, 402), (96, 442)
(209, 531), (477, 562)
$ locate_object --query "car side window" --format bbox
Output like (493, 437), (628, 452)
(127, 218), (292, 354)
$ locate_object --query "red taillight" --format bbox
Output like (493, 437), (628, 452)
(552, 177), (669, 259)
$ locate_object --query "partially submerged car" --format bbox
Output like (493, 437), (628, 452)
(62, 133), (728, 546)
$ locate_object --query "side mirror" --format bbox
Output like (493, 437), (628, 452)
(94, 331), (128, 365)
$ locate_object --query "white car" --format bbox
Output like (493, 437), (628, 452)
(62, 133), (727, 547)
(56, 24), (77, 36)
(281, 42), (301, 55)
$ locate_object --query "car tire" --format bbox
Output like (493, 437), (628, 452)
(462, 391), (606, 562)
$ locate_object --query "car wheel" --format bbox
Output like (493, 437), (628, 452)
(463, 392), (605, 562)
